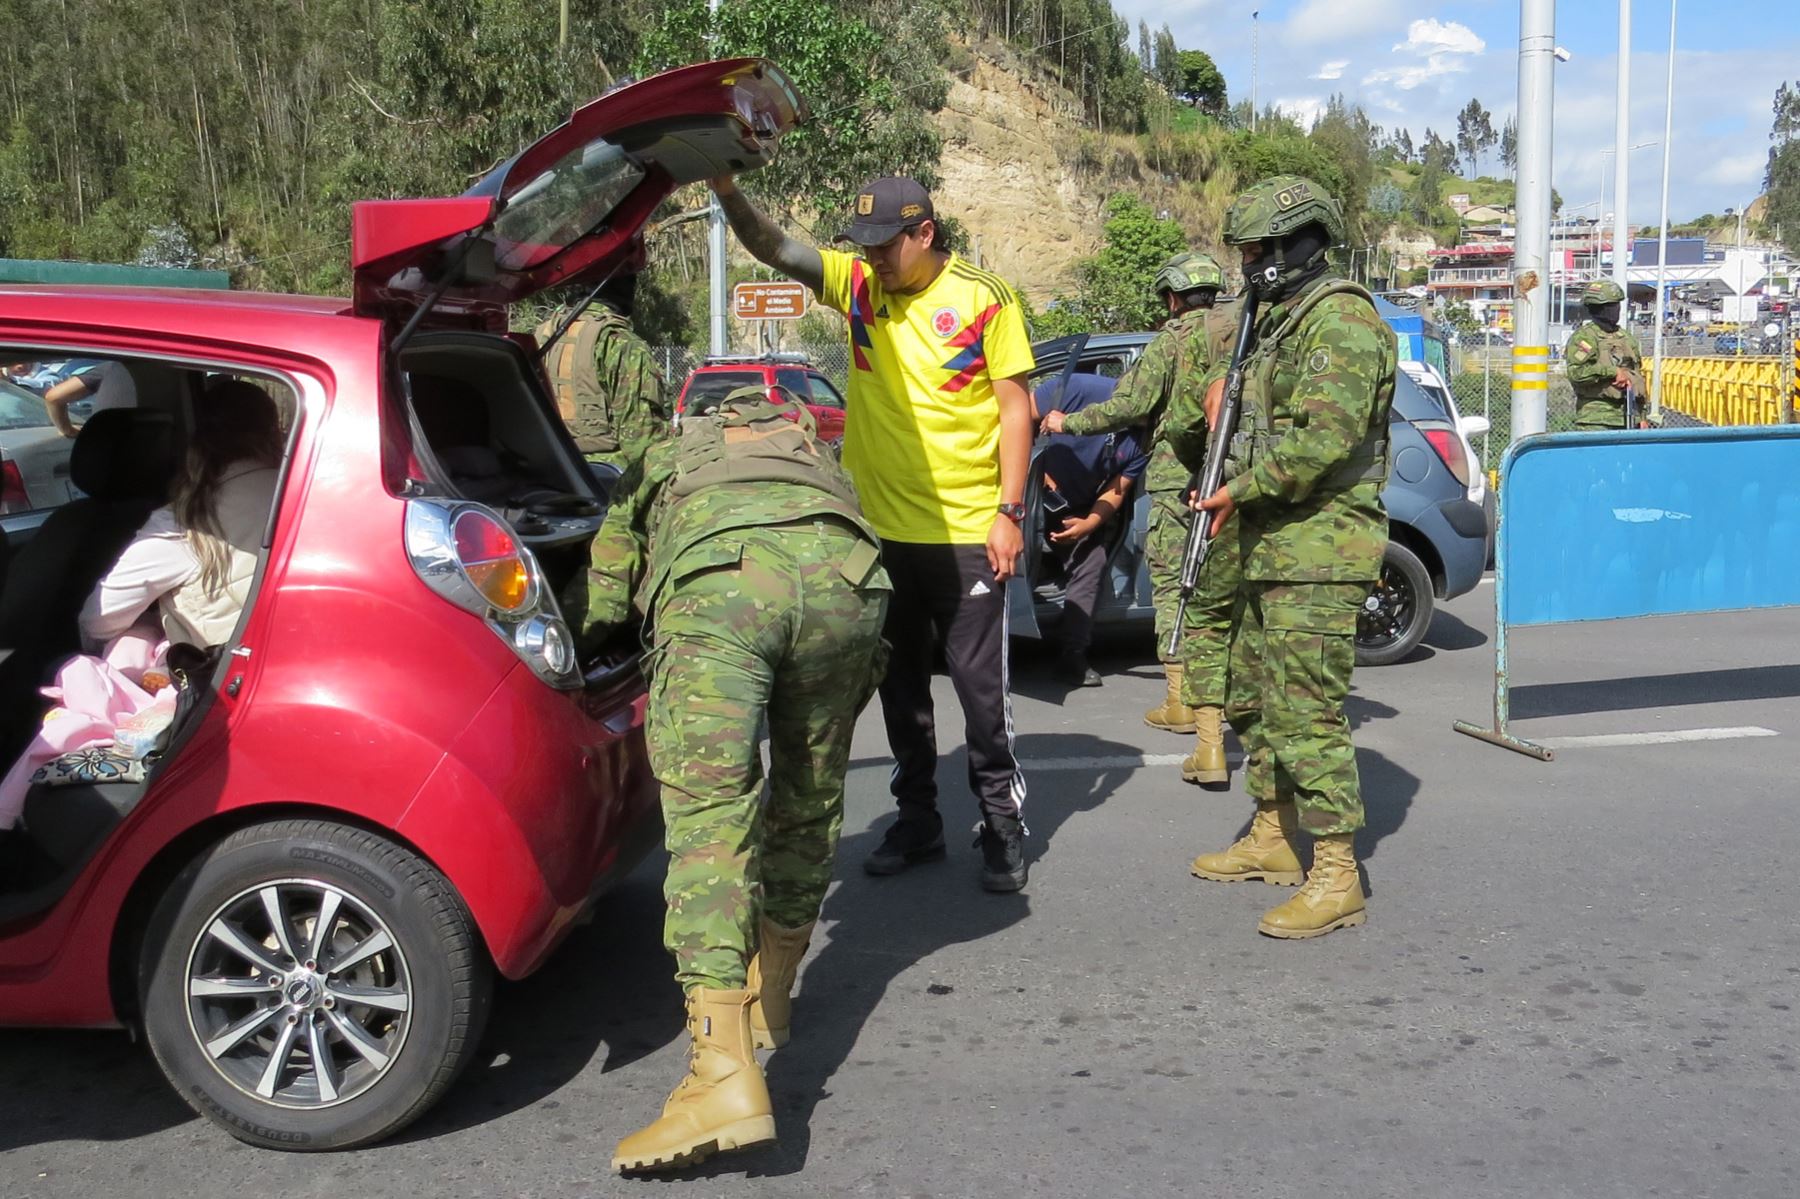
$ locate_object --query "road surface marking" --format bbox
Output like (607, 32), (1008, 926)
(1023, 753), (1192, 770)
(1534, 726), (1778, 749)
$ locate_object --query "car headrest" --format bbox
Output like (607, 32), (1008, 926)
(70, 409), (178, 502)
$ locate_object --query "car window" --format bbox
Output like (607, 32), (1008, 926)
(682, 370), (764, 415)
(0, 379), (49, 429)
(775, 369), (816, 403)
(807, 373), (846, 409)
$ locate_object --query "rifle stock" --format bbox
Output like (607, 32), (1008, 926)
(1167, 294), (1260, 659)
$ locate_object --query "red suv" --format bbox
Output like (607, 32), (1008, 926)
(0, 59), (803, 1150)
(677, 354), (847, 442)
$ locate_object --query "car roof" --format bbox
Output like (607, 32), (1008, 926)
(0, 285), (379, 359)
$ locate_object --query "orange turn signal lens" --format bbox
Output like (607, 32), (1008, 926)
(452, 509), (532, 612)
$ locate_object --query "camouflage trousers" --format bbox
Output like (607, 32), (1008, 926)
(1572, 396), (1627, 431)
(1225, 580), (1368, 837)
(1146, 490), (1238, 707)
(647, 519), (889, 993)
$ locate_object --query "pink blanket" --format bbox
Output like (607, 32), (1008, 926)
(0, 628), (171, 829)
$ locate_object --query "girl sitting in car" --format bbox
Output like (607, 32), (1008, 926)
(1, 379), (282, 826)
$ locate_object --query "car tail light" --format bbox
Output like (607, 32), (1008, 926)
(452, 509), (532, 612)
(0, 460), (25, 512)
(405, 500), (578, 687)
(1415, 420), (1471, 488)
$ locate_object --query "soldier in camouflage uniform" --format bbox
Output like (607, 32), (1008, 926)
(586, 388), (890, 1172)
(1169, 175), (1395, 940)
(1565, 279), (1645, 430)
(1041, 250), (1240, 787)
(535, 268), (671, 480)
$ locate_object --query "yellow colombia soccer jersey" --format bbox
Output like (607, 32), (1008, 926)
(817, 248), (1036, 544)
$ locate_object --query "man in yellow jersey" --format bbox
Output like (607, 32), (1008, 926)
(709, 173), (1037, 892)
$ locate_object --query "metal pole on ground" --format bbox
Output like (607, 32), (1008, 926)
(1512, 0), (1557, 439)
(1650, 0), (1676, 425)
(1611, 0), (1633, 292)
(707, 0), (729, 357)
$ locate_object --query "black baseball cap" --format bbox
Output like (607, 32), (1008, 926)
(834, 176), (936, 246)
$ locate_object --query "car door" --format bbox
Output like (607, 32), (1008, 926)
(798, 370), (847, 443)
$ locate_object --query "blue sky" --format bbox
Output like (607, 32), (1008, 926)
(1103, 0), (1800, 226)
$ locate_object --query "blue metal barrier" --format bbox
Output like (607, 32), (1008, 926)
(1454, 425), (1800, 759)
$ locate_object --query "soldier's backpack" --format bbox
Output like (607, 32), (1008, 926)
(665, 387), (864, 514)
(534, 308), (624, 456)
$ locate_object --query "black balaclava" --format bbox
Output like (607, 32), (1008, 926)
(1177, 288), (1220, 311)
(595, 271), (639, 318)
(1248, 223), (1334, 303)
(1589, 301), (1621, 332)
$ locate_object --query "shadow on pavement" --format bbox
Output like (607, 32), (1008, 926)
(1423, 609), (1488, 652)
(0, 1027), (194, 1154)
(401, 863), (683, 1146)
(1355, 748), (1420, 887)
(688, 729), (1142, 1180)
(1511, 664), (1800, 719)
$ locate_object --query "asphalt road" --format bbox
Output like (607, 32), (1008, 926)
(5, 583), (1800, 1198)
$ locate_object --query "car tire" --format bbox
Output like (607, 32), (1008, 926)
(138, 819), (491, 1151)
(1357, 541), (1434, 667)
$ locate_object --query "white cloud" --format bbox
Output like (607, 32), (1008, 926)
(1363, 57), (1471, 91)
(1362, 17), (1487, 93)
(1273, 96), (1328, 128)
(1282, 0), (1405, 46)
(1311, 59), (1350, 81)
(1394, 18), (1486, 57)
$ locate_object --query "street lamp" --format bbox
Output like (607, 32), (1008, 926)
(1596, 140), (1657, 305)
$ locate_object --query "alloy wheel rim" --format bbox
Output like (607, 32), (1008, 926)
(183, 878), (413, 1110)
(1358, 564), (1416, 649)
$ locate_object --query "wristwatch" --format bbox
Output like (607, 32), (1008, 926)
(998, 502), (1026, 524)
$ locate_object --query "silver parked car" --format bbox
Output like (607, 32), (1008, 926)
(0, 377), (77, 513)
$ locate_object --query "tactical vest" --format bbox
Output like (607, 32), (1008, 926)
(535, 309), (628, 456)
(640, 399), (879, 614)
(1230, 279), (1391, 491)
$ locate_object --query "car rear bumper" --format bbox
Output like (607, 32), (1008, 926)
(1414, 496), (1489, 599)
(398, 661), (658, 980)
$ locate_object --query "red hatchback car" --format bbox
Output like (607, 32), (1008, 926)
(0, 59), (803, 1150)
(677, 354), (848, 442)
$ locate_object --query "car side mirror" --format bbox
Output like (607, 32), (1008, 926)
(1460, 415), (1491, 438)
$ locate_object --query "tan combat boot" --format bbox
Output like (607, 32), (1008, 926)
(1190, 801), (1304, 885)
(1144, 663), (1197, 733)
(747, 917), (814, 1050)
(1258, 834), (1367, 939)
(612, 989), (776, 1173)
(1181, 706), (1229, 786)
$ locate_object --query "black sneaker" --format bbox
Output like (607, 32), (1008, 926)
(1056, 652), (1102, 688)
(974, 817), (1028, 892)
(862, 817), (947, 876)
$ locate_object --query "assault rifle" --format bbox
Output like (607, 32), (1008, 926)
(1167, 293), (1260, 658)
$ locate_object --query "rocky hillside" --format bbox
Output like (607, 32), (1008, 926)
(928, 44), (1242, 304)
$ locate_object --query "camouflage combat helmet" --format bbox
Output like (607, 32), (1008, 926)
(1222, 175), (1347, 247)
(1580, 279), (1626, 306)
(1222, 174), (1346, 301)
(1154, 251), (1226, 297)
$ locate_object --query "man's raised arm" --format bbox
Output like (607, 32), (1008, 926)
(707, 176), (825, 294)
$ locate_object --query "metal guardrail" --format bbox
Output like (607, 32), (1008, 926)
(1651, 344), (1799, 427)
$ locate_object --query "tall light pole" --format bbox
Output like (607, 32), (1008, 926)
(707, 0), (729, 356)
(1611, 0), (1634, 292)
(1649, 0), (1677, 424)
(1251, 10), (1259, 132)
(1512, 0), (1557, 439)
